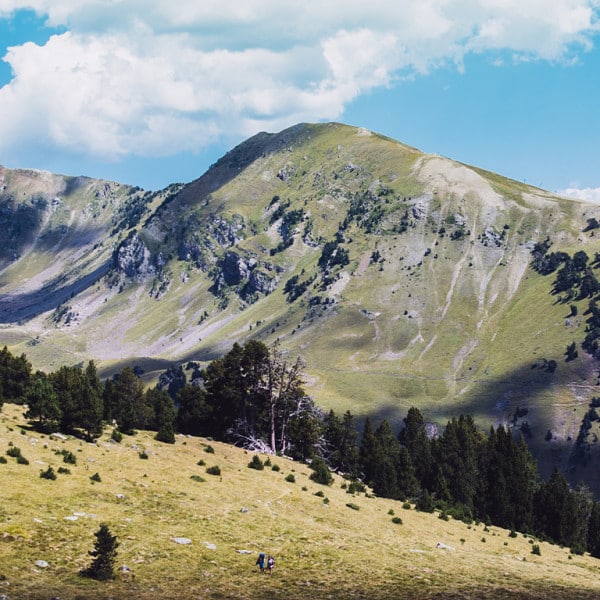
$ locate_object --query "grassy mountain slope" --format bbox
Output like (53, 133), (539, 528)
(2, 123), (600, 490)
(1, 403), (600, 600)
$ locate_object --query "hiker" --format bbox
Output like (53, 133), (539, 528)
(256, 552), (265, 573)
(267, 554), (275, 575)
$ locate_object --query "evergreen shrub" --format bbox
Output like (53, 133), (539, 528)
(40, 466), (57, 480)
(80, 524), (119, 580)
(248, 455), (264, 470)
(309, 457), (333, 485)
(6, 446), (21, 458)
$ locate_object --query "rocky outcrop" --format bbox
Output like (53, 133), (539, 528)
(213, 250), (279, 300)
(114, 232), (156, 279)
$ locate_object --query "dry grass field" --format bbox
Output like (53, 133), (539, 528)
(1, 403), (600, 599)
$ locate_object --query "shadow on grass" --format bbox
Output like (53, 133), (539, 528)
(0, 261), (111, 323)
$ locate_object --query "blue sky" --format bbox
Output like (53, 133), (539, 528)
(0, 2), (599, 200)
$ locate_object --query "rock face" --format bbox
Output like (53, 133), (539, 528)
(114, 232), (156, 279)
(212, 251), (278, 299)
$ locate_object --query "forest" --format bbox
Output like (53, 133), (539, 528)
(1, 341), (600, 558)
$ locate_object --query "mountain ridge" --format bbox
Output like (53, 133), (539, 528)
(2, 122), (600, 492)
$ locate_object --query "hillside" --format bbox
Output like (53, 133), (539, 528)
(2, 123), (600, 490)
(1, 403), (600, 600)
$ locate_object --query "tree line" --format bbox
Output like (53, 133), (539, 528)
(1, 343), (600, 557)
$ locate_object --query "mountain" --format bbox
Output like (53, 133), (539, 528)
(2, 122), (600, 491)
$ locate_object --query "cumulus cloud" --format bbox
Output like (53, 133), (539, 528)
(0, 0), (598, 160)
(559, 187), (600, 203)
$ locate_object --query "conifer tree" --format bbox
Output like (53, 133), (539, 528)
(80, 524), (119, 580)
(0, 346), (32, 402)
(175, 384), (211, 436)
(79, 361), (104, 439)
(587, 501), (600, 558)
(433, 415), (481, 510)
(146, 387), (177, 443)
(107, 367), (145, 434)
(24, 371), (62, 431)
(533, 469), (570, 544)
(359, 417), (381, 486)
(399, 407), (433, 490)
(372, 420), (401, 499)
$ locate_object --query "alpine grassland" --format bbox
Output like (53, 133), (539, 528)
(1, 403), (600, 600)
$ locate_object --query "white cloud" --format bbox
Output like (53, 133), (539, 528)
(559, 187), (600, 203)
(0, 0), (598, 160)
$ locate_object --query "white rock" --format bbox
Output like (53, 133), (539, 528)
(35, 560), (49, 568)
(436, 542), (455, 551)
(171, 537), (192, 545)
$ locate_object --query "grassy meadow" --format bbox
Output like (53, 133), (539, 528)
(1, 403), (600, 599)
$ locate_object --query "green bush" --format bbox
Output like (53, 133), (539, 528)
(111, 429), (123, 443)
(6, 446), (22, 458)
(190, 475), (205, 482)
(204, 445), (215, 454)
(314, 490), (325, 497)
(0, 456), (7, 464)
(206, 465), (221, 476)
(139, 451), (149, 459)
(62, 450), (77, 465)
(509, 530), (518, 538)
(346, 503), (360, 511)
(248, 455), (264, 470)
(531, 544), (541, 556)
(285, 474), (295, 483)
(402, 502), (411, 510)
(391, 516), (403, 525)
(16, 455), (29, 465)
(309, 457), (333, 486)
(416, 490), (434, 513)
(90, 472), (102, 483)
(197, 459), (206, 466)
(271, 464), (280, 472)
(40, 466), (57, 480)
(346, 480), (366, 494)
(57, 466), (71, 475)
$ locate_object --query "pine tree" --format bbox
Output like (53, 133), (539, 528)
(433, 415), (481, 510)
(79, 361), (104, 439)
(108, 367), (146, 435)
(175, 384), (212, 436)
(587, 501), (600, 557)
(399, 407), (433, 489)
(146, 387), (177, 443)
(24, 371), (62, 431)
(359, 417), (381, 486)
(80, 524), (119, 580)
(372, 420), (401, 499)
